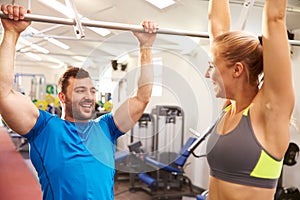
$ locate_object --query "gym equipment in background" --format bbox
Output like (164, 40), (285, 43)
(196, 190), (209, 200)
(95, 93), (113, 117)
(130, 137), (204, 199)
(275, 142), (300, 200)
(131, 113), (155, 153)
(152, 105), (184, 164)
(115, 107), (204, 199)
(115, 113), (155, 182)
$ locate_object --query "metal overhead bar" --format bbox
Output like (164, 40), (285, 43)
(289, 40), (300, 47)
(65, 0), (85, 39)
(234, 0), (256, 30)
(0, 11), (208, 38)
(1, 12), (300, 46)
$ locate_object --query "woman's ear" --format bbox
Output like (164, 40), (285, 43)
(233, 62), (244, 78)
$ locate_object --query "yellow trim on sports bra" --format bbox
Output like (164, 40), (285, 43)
(223, 104), (232, 112)
(223, 104), (250, 116)
(242, 106), (251, 116)
(250, 150), (283, 179)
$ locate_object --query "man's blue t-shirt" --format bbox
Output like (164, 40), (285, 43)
(24, 110), (124, 200)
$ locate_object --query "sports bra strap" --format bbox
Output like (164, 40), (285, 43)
(222, 104), (251, 116)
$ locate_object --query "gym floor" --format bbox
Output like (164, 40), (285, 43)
(114, 173), (198, 200)
(114, 181), (196, 200)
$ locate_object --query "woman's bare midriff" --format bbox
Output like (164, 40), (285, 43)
(206, 176), (276, 200)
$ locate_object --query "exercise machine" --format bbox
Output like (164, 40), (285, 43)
(152, 105), (184, 164)
(131, 137), (203, 199)
(275, 142), (300, 200)
(131, 113), (155, 153)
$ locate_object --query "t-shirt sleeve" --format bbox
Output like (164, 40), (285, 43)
(23, 110), (54, 141)
(98, 113), (124, 140)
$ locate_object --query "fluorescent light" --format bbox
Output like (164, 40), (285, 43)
(47, 56), (63, 64)
(20, 29), (50, 53)
(16, 37), (32, 51)
(47, 38), (70, 49)
(47, 57), (65, 69)
(55, 62), (66, 69)
(88, 27), (111, 37)
(21, 28), (50, 53)
(117, 54), (129, 63)
(146, 0), (175, 9)
(31, 44), (49, 54)
(18, 38), (49, 54)
(16, 43), (22, 51)
(24, 52), (42, 61)
(38, 0), (74, 18)
(72, 56), (86, 62)
(26, 27), (40, 34)
(39, 0), (111, 37)
(18, 37), (32, 46)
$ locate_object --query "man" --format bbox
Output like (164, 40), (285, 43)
(0, 4), (158, 200)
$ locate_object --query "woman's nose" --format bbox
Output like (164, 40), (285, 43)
(205, 67), (211, 78)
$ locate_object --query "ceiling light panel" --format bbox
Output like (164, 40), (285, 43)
(24, 52), (43, 61)
(31, 44), (50, 54)
(88, 27), (111, 37)
(72, 56), (86, 62)
(38, 0), (111, 37)
(47, 38), (70, 50)
(18, 37), (32, 46)
(38, 0), (74, 18)
(145, 0), (175, 9)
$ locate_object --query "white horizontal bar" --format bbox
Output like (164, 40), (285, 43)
(1, 11), (300, 46)
(289, 40), (300, 46)
(80, 18), (209, 38)
(0, 11), (208, 38)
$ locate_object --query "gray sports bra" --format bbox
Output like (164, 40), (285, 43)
(206, 105), (283, 189)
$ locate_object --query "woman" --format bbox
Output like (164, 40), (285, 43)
(205, 0), (294, 200)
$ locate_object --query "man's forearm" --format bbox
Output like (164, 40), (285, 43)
(0, 32), (19, 97)
(136, 47), (153, 103)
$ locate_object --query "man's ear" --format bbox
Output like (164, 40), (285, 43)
(233, 62), (244, 78)
(58, 92), (65, 104)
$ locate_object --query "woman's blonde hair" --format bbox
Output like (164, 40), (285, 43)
(212, 31), (263, 86)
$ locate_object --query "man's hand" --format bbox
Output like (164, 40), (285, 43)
(133, 20), (158, 48)
(1, 4), (31, 34)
